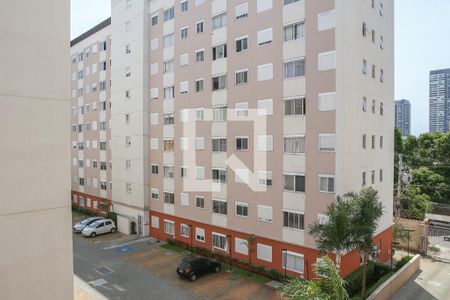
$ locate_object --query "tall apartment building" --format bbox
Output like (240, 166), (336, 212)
(71, 0), (394, 277)
(395, 99), (411, 137)
(429, 68), (450, 133)
(1, 0), (73, 299)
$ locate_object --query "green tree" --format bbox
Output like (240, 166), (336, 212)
(410, 167), (448, 203)
(309, 197), (356, 272)
(280, 256), (349, 300)
(346, 188), (383, 299)
(400, 186), (433, 220)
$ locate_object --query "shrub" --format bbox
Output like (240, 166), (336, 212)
(166, 237), (176, 245)
(345, 262), (374, 297)
(394, 256), (412, 272)
(107, 212), (117, 224)
(429, 245), (440, 253)
(269, 268), (283, 281)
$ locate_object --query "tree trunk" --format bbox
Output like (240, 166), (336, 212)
(336, 254), (342, 273)
(361, 252), (367, 299)
(248, 250), (252, 275)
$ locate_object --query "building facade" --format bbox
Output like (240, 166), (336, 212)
(429, 68), (450, 133)
(1, 0), (74, 299)
(395, 99), (411, 137)
(71, 0), (394, 277)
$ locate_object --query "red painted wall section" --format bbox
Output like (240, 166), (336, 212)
(71, 191), (112, 213)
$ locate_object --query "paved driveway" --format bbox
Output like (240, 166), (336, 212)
(392, 258), (450, 300)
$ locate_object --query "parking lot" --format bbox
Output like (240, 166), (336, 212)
(73, 214), (280, 300)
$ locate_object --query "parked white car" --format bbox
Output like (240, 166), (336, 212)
(81, 219), (116, 237)
(73, 216), (104, 233)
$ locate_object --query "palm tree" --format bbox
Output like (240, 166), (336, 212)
(347, 188), (383, 299)
(280, 256), (349, 300)
(309, 196), (356, 272)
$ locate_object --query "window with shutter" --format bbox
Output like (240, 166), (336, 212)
(283, 251), (305, 274)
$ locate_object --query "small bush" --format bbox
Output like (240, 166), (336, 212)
(166, 237), (176, 245)
(394, 256), (412, 272)
(429, 245), (440, 253)
(107, 212), (117, 224)
(269, 268), (283, 281)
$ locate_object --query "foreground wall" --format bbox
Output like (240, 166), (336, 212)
(0, 0), (74, 299)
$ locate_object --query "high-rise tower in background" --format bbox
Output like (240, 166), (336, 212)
(429, 68), (450, 133)
(395, 99), (411, 137)
(70, 0), (394, 277)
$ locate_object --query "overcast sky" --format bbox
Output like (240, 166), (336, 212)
(71, 0), (450, 136)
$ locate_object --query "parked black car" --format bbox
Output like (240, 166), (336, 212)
(176, 256), (221, 281)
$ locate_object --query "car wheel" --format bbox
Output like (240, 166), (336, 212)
(90, 232), (97, 238)
(111, 227), (116, 233)
(190, 274), (197, 281)
(214, 266), (220, 273)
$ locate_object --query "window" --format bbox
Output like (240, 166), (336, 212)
(180, 224), (189, 238)
(235, 238), (248, 255)
(284, 0), (301, 5)
(372, 135), (376, 149)
(125, 182), (131, 193)
(257, 64), (273, 81)
(284, 59), (305, 78)
(258, 171), (273, 187)
(258, 99), (273, 116)
(380, 35), (384, 49)
(150, 113), (158, 125)
(319, 134), (336, 152)
(180, 53), (189, 66)
(164, 140), (174, 152)
(257, 205), (273, 222)
(258, 135), (273, 151)
(164, 86), (174, 99)
(195, 227), (205, 242)
(180, 81), (189, 94)
(181, 166), (189, 177)
(164, 192), (175, 204)
(151, 164), (159, 174)
(195, 166), (205, 179)
(212, 199), (227, 215)
(195, 79), (204, 92)
(380, 169), (383, 182)
(100, 162), (107, 170)
(257, 0), (272, 13)
(284, 21), (304, 42)
(319, 175), (335, 193)
(150, 63), (158, 75)
(196, 137), (205, 150)
(164, 113), (174, 125)
(212, 44), (227, 60)
(126, 44), (131, 54)
(180, 0), (188, 12)
(379, 2), (384, 16)
(196, 20), (204, 33)
(380, 102), (384, 116)
(362, 22), (367, 37)
(380, 136), (384, 149)
(284, 136), (305, 154)
(372, 99), (376, 113)
(196, 108), (204, 120)
(284, 174), (305, 192)
(149, 88), (157, 99)
(235, 169), (249, 184)
(164, 7), (174, 22)
(318, 51), (336, 71)
(235, 102), (248, 117)
(100, 41), (107, 51)
(195, 0), (204, 6)
(235, 3), (248, 20)
(164, 220), (175, 235)
(163, 60), (174, 73)
(100, 61), (107, 71)
(212, 75), (227, 91)
(163, 34), (174, 48)
(236, 36), (248, 52)
(283, 210), (304, 230)
(372, 64), (376, 78)
(163, 166), (174, 179)
(362, 172), (367, 186)
(212, 13), (227, 30)
(196, 196), (205, 209)
(180, 193), (189, 206)
(212, 233), (227, 250)
(380, 69), (384, 82)
(371, 170), (376, 184)
(283, 251), (304, 274)
(180, 27), (188, 39)
(179, 109), (189, 122)
(151, 14), (159, 25)
(235, 137), (248, 150)
(151, 188), (159, 200)
(362, 59), (367, 74)
(212, 169), (227, 183)
(235, 69), (248, 85)
(372, 29), (376, 43)
(285, 97), (306, 115)
(362, 97), (368, 112)
(195, 49), (204, 62)
(363, 134), (367, 149)
(213, 106), (227, 122)
(212, 138), (227, 152)
(318, 92), (335, 111)
(236, 202), (248, 217)
(318, 10), (336, 31)
(180, 137), (189, 150)
(257, 28), (273, 45)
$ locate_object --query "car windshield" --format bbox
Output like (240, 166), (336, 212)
(80, 219), (93, 225)
(88, 222), (99, 228)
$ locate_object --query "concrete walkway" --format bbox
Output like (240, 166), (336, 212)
(392, 258), (450, 300)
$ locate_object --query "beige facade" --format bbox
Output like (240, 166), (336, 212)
(0, 0), (73, 299)
(71, 0), (394, 277)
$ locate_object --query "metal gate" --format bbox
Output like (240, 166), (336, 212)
(427, 224), (450, 261)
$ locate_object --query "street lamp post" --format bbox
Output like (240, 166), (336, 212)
(188, 224), (193, 256)
(282, 249), (288, 278)
(226, 234), (232, 272)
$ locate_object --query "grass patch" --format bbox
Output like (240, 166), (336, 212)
(160, 243), (185, 254)
(159, 243), (271, 285)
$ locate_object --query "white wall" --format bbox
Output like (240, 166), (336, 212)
(0, 0), (73, 299)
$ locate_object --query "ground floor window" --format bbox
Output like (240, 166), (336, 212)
(195, 227), (205, 242)
(164, 220), (175, 235)
(282, 251), (304, 274)
(212, 232), (227, 251)
(180, 224), (189, 237)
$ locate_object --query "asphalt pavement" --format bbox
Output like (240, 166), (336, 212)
(73, 233), (201, 300)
